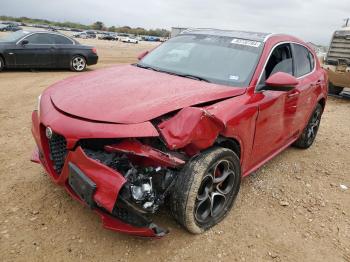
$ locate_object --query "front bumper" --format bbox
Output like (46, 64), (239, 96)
(31, 110), (166, 237)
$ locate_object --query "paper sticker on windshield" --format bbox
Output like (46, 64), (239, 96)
(229, 75), (240, 81)
(231, 38), (261, 47)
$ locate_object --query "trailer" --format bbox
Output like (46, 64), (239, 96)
(323, 21), (350, 97)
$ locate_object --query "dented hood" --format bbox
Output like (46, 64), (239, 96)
(49, 65), (246, 124)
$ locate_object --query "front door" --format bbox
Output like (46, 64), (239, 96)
(249, 43), (299, 167)
(14, 33), (55, 67)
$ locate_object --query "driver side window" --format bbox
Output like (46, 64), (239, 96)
(258, 43), (294, 89)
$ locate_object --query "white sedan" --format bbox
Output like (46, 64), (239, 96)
(120, 36), (139, 44)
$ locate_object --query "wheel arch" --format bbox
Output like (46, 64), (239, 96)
(0, 53), (5, 66)
(214, 136), (241, 159)
(318, 97), (326, 112)
(72, 53), (87, 61)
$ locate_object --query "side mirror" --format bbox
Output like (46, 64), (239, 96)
(264, 72), (298, 91)
(137, 50), (149, 60)
(21, 40), (29, 46)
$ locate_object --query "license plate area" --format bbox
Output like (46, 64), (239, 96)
(68, 162), (96, 208)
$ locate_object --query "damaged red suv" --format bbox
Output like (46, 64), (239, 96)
(31, 29), (328, 237)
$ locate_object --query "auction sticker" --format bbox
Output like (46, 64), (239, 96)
(231, 38), (261, 47)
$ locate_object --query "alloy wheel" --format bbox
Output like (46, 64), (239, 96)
(72, 57), (86, 71)
(195, 159), (237, 224)
(306, 107), (321, 145)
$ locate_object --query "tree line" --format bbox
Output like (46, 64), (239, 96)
(0, 16), (170, 37)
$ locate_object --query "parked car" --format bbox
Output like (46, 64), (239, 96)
(31, 28), (327, 237)
(120, 36), (138, 44)
(73, 31), (96, 39)
(73, 32), (88, 39)
(85, 30), (97, 39)
(0, 24), (22, 32)
(98, 33), (118, 41)
(144, 36), (160, 42)
(0, 31), (98, 72)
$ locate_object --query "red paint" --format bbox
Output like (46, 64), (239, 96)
(158, 107), (224, 155)
(105, 139), (185, 168)
(49, 65), (245, 124)
(31, 33), (328, 237)
(265, 72), (299, 88)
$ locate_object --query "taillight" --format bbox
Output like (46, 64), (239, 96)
(92, 47), (97, 54)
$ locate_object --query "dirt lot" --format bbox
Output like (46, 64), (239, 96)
(0, 31), (350, 262)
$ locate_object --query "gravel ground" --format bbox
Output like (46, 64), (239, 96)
(0, 31), (349, 262)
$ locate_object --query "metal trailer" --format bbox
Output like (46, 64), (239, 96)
(323, 20), (350, 98)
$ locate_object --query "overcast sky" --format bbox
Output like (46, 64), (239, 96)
(1, 0), (349, 45)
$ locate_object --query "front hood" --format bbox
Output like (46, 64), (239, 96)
(49, 65), (246, 124)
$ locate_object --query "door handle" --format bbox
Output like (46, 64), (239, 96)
(287, 91), (299, 98)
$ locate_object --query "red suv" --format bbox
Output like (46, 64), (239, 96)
(31, 29), (328, 237)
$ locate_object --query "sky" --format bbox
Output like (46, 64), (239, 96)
(1, 0), (349, 45)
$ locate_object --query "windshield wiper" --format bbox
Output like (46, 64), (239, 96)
(135, 63), (160, 72)
(177, 74), (211, 83)
(135, 64), (211, 83)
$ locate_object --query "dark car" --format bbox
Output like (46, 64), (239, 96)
(98, 33), (118, 41)
(0, 31), (98, 72)
(85, 31), (97, 39)
(0, 24), (22, 32)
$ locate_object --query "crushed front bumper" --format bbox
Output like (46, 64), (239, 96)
(31, 110), (167, 238)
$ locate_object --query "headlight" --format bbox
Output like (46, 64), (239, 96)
(37, 94), (42, 115)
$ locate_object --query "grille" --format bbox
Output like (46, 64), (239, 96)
(48, 133), (67, 174)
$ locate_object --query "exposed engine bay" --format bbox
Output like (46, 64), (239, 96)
(81, 138), (185, 225)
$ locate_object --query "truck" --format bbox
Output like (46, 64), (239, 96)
(323, 19), (350, 97)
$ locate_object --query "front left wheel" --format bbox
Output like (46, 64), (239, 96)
(70, 55), (86, 72)
(170, 147), (241, 234)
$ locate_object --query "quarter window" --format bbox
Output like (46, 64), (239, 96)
(52, 35), (73, 45)
(292, 44), (314, 77)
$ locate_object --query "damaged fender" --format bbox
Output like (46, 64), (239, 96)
(158, 107), (224, 155)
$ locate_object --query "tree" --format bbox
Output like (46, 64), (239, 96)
(91, 21), (104, 30)
(108, 26), (116, 32)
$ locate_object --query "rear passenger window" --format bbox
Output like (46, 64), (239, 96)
(52, 35), (73, 45)
(293, 44), (314, 77)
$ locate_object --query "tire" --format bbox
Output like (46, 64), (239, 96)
(328, 81), (343, 95)
(70, 55), (86, 72)
(170, 147), (241, 234)
(293, 103), (323, 149)
(0, 56), (4, 72)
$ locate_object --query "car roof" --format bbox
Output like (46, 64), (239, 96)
(181, 28), (272, 42)
(15, 30), (79, 44)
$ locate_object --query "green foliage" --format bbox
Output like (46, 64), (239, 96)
(91, 21), (105, 31)
(0, 15), (170, 37)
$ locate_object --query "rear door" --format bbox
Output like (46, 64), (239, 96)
(290, 43), (320, 133)
(51, 34), (75, 68)
(14, 33), (55, 67)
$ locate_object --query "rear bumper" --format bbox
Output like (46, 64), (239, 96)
(31, 110), (166, 237)
(86, 54), (98, 66)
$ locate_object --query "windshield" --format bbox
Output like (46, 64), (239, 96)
(0, 30), (29, 42)
(139, 34), (263, 87)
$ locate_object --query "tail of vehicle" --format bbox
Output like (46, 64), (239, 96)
(323, 24), (350, 97)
